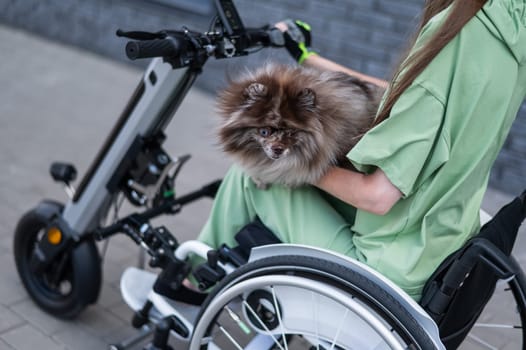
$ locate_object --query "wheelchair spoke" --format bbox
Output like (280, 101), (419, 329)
(242, 299), (285, 350)
(271, 285), (289, 350)
(224, 305), (252, 335)
(466, 334), (499, 350)
(473, 322), (522, 329)
(311, 292), (320, 350)
(463, 277), (526, 350)
(217, 323), (243, 350)
(329, 309), (348, 350)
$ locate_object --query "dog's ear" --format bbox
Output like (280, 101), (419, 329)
(297, 88), (316, 109)
(244, 83), (268, 102)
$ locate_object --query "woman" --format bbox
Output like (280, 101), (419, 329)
(198, 0), (526, 301)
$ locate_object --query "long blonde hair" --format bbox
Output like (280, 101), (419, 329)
(373, 0), (487, 126)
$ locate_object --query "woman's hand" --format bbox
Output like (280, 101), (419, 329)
(314, 167), (402, 215)
(274, 20), (388, 88)
(275, 19), (317, 64)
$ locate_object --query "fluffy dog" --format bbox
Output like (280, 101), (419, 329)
(216, 63), (384, 188)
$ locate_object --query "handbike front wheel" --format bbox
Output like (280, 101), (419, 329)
(190, 255), (440, 349)
(13, 201), (102, 319)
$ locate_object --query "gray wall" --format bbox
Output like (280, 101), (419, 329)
(0, 0), (524, 194)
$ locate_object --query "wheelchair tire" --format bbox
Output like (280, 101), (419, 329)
(190, 254), (439, 349)
(13, 202), (102, 319)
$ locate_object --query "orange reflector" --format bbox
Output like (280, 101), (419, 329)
(47, 227), (62, 245)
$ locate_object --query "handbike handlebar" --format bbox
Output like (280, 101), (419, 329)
(119, 25), (282, 68)
(125, 38), (181, 60)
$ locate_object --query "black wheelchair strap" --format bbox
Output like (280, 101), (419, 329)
(234, 216), (282, 259)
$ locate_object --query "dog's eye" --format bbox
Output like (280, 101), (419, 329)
(258, 128), (272, 137)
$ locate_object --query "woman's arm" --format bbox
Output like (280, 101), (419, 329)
(314, 167), (403, 215)
(274, 21), (396, 213)
(274, 21), (389, 89)
(303, 55), (389, 89)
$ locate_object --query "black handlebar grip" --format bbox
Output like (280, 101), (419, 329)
(125, 38), (180, 60)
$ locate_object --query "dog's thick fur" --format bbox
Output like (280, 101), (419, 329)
(217, 63), (384, 188)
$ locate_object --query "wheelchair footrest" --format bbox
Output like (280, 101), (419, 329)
(121, 267), (156, 312)
(120, 267), (200, 340)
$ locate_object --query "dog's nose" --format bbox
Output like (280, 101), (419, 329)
(272, 146), (284, 156)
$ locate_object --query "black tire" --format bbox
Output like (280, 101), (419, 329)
(13, 203), (102, 319)
(191, 255), (440, 349)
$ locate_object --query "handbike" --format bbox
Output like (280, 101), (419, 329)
(13, 0), (280, 319)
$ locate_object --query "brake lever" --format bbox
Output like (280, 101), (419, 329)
(171, 154), (192, 180)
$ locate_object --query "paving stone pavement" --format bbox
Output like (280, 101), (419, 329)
(0, 24), (525, 350)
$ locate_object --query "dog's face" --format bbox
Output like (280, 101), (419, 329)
(252, 126), (294, 160)
(218, 79), (322, 162)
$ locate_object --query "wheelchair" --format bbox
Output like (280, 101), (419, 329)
(111, 189), (526, 350)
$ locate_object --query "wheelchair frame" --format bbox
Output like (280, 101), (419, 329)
(111, 191), (525, 350)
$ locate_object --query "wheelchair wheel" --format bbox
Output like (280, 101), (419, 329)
(190, 255), (439, 349)
(460, 256), (526, 350)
